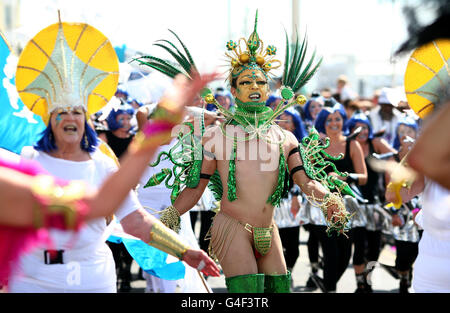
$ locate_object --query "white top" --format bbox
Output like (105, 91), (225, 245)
(412, 179), (450, 293)
(9, 148), (141, 292)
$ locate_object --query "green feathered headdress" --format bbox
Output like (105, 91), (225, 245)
(132, 29), (197, 80)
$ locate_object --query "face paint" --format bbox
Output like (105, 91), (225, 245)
(55, 113), (62, 125)
(233, 68), (269, 104)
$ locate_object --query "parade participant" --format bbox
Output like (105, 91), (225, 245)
(308, 105), (367, 292)
(134, 12), (352, 293)
(8, 20), (219, 292)
(393, 0), (450, 189)
(99, 101), (136, 160)
(388, 117), (423, 293)
(385, 33), (450, 292)
(345, 112), (396, 292)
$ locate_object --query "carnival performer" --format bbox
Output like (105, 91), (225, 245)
(394, 0), (450, 188)
(385, 21), (450, 290)
(305, 105), (367, 293)
(387, 117), (423, 293)
(133, 12), (353, 293)
(345, 112), (396, 292)
(7, 20), (219, 292)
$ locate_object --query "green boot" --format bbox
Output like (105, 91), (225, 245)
(264, 271), (291, 293)
(225, 274), (265, 293)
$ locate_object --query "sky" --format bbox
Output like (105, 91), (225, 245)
(10, 0), (430, 96)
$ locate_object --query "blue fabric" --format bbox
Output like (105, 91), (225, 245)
(107, 235), (185, 280)
(0, 35), (46, 154)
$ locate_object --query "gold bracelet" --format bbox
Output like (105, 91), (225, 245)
(160, 205), (181, 233)
(30, 175), (87, 229)
(148, 220), (190, 260)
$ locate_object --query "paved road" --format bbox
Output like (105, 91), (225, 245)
(129, 227), (405, 293)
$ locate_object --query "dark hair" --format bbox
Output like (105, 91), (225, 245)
(231, 77), (238, 89)
(34, 120), (98, 153)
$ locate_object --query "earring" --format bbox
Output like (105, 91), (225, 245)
(84, 133), (89, 149)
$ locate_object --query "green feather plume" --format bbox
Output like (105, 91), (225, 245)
(131, 30), (197, 79)
(282, 29), (323, 93)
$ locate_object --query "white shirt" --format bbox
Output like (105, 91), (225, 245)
(9, 148), (141, 292)
(412, 179), (450, 293)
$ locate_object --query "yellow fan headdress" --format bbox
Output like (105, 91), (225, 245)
(404, 39), (450, 118)
(16, 20), (119, 124)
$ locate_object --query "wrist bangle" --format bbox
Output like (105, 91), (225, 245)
(148, 220), (190, 260)
(160, 205), (181, 233)
(31, 175), (89, 230)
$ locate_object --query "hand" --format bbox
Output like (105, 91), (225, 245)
(165, 71), (220, 113)
(182, 248), (221, 277)
(326, 202), (339, 222)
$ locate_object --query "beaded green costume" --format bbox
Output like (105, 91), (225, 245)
(133, 10), (354, 236)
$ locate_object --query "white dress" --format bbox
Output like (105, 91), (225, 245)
(8, 148), (140, 293)
(135, 141), (212, 293)
(412, 179), (450, 293)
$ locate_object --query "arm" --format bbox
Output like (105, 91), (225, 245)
(348, 140), (368, 186)
(120, 208), (220, 277)
(173, 146), (217, 216)
(285, 132), (336, 221)
(372, 137), (397, 185)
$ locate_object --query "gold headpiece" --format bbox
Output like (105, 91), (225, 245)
(225, 10), (281, 83)
(16, 19), (119, 124)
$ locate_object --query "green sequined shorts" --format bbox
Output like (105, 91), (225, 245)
(207, 211), (274, 262)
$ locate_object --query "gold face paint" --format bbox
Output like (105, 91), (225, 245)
(233, 68), (269, 104)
